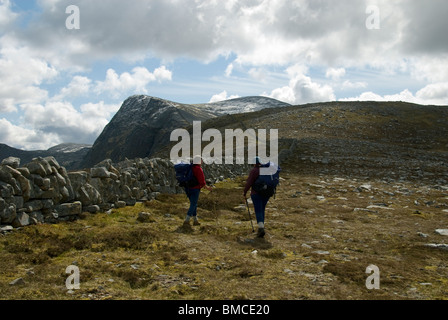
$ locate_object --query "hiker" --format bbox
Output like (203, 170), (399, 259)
(184, 155), (213, 226)
(243, 157), (270, 238)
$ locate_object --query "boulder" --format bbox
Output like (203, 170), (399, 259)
(91, 167), (111, 179)
(44, 156), (61, 170)
(0, 225), (14, 233)
(26, 161), (47, 177)
(114, 201), (126, 209)
(17, 167), (30, 178)
(9, 278), (25, 286)
(16, 175), (31, 202)
(29, 211), (44, 224)
(0, 165), (20, 183)
(54, 172), (67, 186)
(12, 212), (30, 228)
(13, 196), (24, 209)
(137, 212), (154, 223)
(78, 184), (102, 206)
(23, 200), (44, 213)
(0, 182), (14, 198)
(68, 171), (89, 187)
(1, 157), (20, 169)
(60, 186), (71, 203)
(435, 229), (448, 236)
(84, 205), (100, 214)
(54, 202), (82, 217)
(41, 188), (60, 201)
(0, 203), (16, 224)
(44, 211), (59, 224)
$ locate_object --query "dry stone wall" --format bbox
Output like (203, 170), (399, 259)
(0, 156), (249, 230)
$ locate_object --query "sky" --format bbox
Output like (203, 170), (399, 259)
(0, 0), (447, 151)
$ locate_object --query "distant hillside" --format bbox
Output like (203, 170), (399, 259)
(156, 100), (448, 183)
(80, 95), (291, 167)
(0, 143), (91, 170)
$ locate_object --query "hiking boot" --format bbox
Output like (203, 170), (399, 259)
(257, 228), (265, 238)
(183, 220), (191, 226)
(193, 220), (201, 226)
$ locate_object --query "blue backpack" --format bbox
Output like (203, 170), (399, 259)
(252, 162), (281, 198)
(174, 162), (199, 188)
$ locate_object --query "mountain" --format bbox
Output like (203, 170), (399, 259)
(0, 143), (91, 170)
(80, 95), (215, 168)
(194, 96), (291, 115)
(156, 100), (448, 183)
(80, 95), (291, 168)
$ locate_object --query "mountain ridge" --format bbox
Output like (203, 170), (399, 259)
(80, 95), (291, 168)
(1, 97), (446, 177)
(0, 143), (91, 170)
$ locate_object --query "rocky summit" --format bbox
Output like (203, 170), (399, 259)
(80, 95), (217, 168)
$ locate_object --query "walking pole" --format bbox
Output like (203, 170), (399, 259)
(245, 198), (255, 233)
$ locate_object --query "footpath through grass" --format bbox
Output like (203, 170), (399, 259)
(1, 174), (447, 300)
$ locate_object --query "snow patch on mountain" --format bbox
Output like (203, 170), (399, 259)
(197, 96), (291, 115)
(47, 143), (92, 154)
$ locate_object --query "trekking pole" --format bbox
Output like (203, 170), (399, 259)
(245, 198), (255, 233)
(214, 199), (220, 226)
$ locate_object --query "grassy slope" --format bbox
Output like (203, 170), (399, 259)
(1, 174), (447, 300)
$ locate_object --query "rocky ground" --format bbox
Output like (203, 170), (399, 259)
(1, 172), (447, 300)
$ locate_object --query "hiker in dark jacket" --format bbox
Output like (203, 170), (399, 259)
(243, 157), (269, 238)
(184, 155), (212, 226)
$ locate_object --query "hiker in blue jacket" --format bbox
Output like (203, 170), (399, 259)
(243, 157), (270, 238)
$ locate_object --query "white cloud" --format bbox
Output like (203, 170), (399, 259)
(38, 0), (62, 12)
(0, 0), (16, 29)
(209, 91), (240, 103)
(94, 66), (172, 98)
(0, 118), (61, 150)
(54, 76), (92, 100)
(340, 90), (414, 103)
(326, 68), (346, 81)
(416, 82), (448, 105)
(7, 0), (446, 75)
(340, 80), (368, 90)
(153, 66), (173, 82)
(268, 64), (336, 105)
(409, 55), (448, 83)
(248, 68), (267, 82)
(80, 101), (120, 119)
(340, 83), (448, 106)
(0, 37), (58, 112)
(19, 100), (120, 148)
(225, 63), (234, 77)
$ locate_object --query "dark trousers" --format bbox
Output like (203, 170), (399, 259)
(186, 188), (200, 217)
(251, 193), (269, 224)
